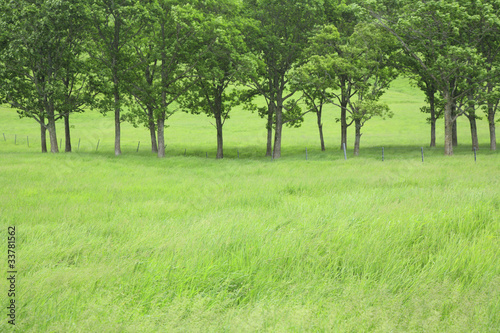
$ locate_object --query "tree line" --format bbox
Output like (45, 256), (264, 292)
(0, 0), (498, 158)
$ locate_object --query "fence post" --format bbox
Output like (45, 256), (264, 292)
(136, 141), (140, 153)
(96, 139), (100, 152)
(421, 147), (424, 163)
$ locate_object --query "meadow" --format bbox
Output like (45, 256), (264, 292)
(0, 78), (499, 332)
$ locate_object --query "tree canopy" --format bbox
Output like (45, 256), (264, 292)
(1, 0), (498, 156)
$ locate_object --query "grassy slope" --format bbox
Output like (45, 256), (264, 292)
(0, 78), (499, 332)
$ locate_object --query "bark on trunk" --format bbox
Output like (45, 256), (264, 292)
(64, 113), (71, 152)
(340, 76), (348, 150)
(148, 106), (158, 153)
(468, 114), (479, 151)
(215, 112), (223, 159)
(113, 16), (122, 156)
(466, 95), (479, 151)
(272, 92), (283, 159)
(47, 112), (58, 153)
(157, 112), (165, 158)
(430, 119), (436, 148)
(149, 123), (158, 154)
(429, 91), (436, 147)
(317, 107), (325, 151)
(340, 102), (347, 150)
(273, 111), (283, 159)
(266, 103), (273, 157)
(354, 119), (361, 156)
(488, 108), (496, 151)
(114, 86), (121, 156)
(444, 96), (454, 156)
(40, 122), (47, 153)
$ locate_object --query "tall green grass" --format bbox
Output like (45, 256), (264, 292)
(0, 78), (499, 332)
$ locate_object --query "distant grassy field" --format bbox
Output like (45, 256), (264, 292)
(0, 78), (499, 332)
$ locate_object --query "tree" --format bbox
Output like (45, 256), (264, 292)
(477, 0), (500, 151)
(344, 23), (397, 155)
(179, 0), (247, 159)
(399, 46), (441, 147)
(123, 0), (205, 158)
(0, 0), (90, 153)
(55, 1), (96, 152)
(295, 22), (397, 155)
(242, 0), (325, 158)
(290, 26), (340, 151)
(292, 78), (332, 151)
(86, 0), (147, 156)
(483, 79), (500, 151)
(325, 1), (364, 150)
(369, 0), (499, 155)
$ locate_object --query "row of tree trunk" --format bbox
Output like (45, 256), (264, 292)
(38, 99), (496, 156)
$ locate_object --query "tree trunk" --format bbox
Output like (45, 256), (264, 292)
(273, 111), (283, 159)
(488, 107), (496, 151)
(430, 118), (436, 148)
(340, 76), (348, 150)
(468, 113), (479, 151)
(157, 111), (165, 158)
(429, 91), (436, 147)
(114, 84), (121, 156)
(340, 103), (347, 150)
(444, 96), (453, 156)
(466, 93), (479, 151)
(149, 123), (158, 154)
(112, 15), (122, 156)
(215, 112), (223, 159)
(266, 103), (273, 156)
(64, 113), (71, 152)
(354, 119), (361, 156)
(148, 106), (158, 153)
(40, 122), (47, 153)
(47, 112), (58, 153)
(317, 107), (325, 151)
(272, 91), (284, 159)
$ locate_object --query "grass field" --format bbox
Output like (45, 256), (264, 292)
(0, 78), (499, 332)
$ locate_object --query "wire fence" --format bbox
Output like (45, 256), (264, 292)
(1, 131), (482, 162)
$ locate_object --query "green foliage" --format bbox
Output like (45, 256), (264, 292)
(179, 0), (247, 119)
(123, 0), (205, 128)
(0, 0), (93, 152)
(2, 0), (497, 156)
(293, 19), (398, 152)
(367, 0), (500, 153)
(85, 0), (149, 115)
